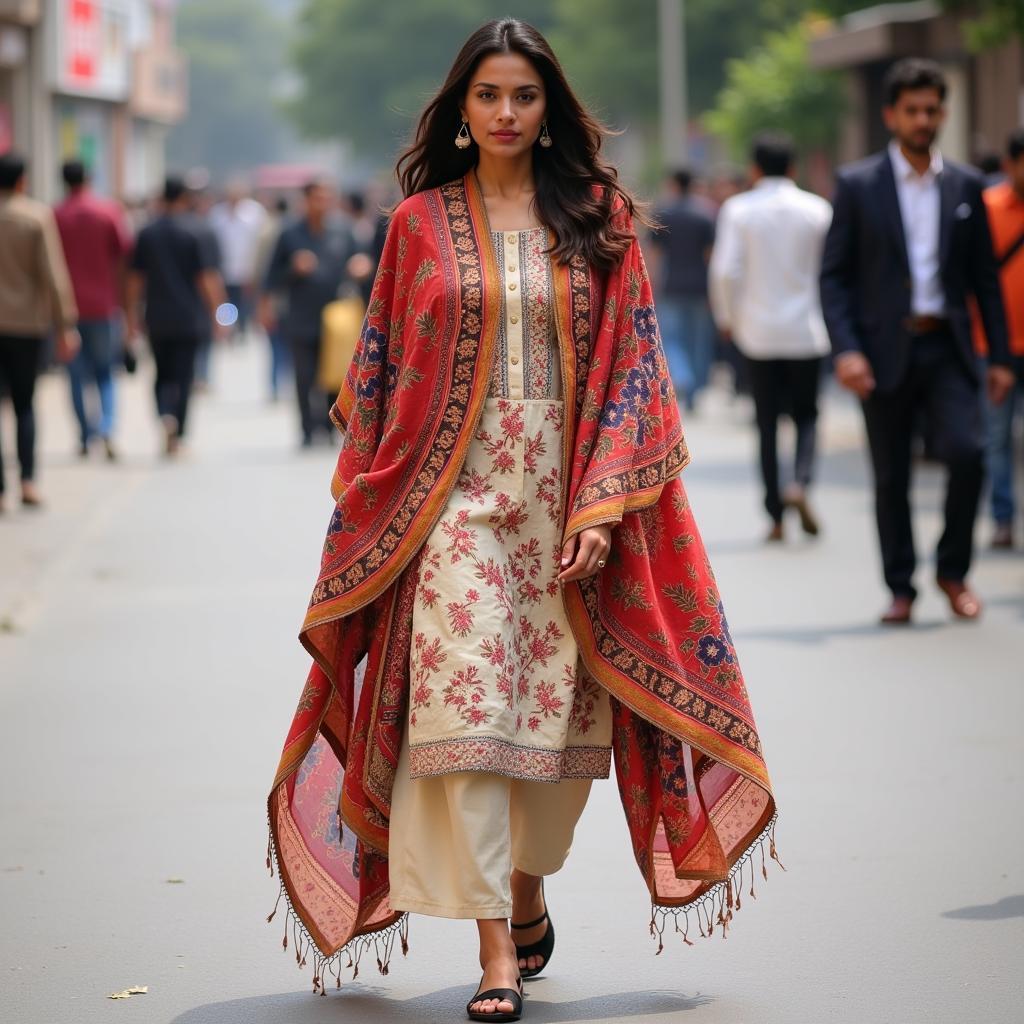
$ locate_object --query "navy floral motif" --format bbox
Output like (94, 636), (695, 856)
(660, 736), (690, 799)
(696, 633), (733, 667)
(633, 304), (658, 341)
(640, 347), (672, 403)
(600, 401), (627, 429)
(329, 505), (346, 535)
(603, 366), (654, 444)
(356, 325), (388, 401)
(600, 309), (670, 440)
(358, 373), (383, 401)
(362, 325), (387, 365)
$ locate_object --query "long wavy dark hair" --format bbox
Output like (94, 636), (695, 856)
(395, 18), (646, 272)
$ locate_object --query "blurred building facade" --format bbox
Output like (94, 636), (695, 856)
(810, 1), (1024, 164)
(0, 0), (186, 200)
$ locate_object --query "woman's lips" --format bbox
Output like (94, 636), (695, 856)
(492, 131), (520, 141)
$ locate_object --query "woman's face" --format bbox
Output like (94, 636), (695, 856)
(461, 52), (547, 161)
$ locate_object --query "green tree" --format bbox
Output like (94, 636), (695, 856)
(940, 0), (1024, 48)
(286, 1), (869, 169)
(289, 1), (556, 160)
(545, 0), (658, 126)
(168, 0), (291, 178)
(705, 19), (846, 163)
(550, 0), (868, 124)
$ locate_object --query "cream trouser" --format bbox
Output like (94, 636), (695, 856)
(388, 728), (594, 919)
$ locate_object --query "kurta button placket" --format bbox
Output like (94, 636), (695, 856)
(504, 230), (525, 400)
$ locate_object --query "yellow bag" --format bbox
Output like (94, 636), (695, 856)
(318, 296), (366, 393)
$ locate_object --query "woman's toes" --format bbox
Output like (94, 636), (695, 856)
(472, 998), (512, 1014)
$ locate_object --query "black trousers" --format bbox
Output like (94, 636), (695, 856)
(150, 334), (200, 437)
(0, 334), (43, 494)
(746, 355), (823, 523)
(290, 333), (333, 442)
(861, 328), (985, 599)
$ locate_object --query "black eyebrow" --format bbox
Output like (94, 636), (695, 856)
(473, 82), (541, 90)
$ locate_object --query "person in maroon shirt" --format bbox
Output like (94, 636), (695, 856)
(54, 160), (132, 460)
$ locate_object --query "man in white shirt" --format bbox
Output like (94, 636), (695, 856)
(710, 133), (832, 541)
(820, 58), (1012, 624)
(209, 180), (266, 338)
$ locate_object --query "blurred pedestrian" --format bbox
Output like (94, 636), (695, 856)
(0, 152), (79, 511)
(820, 58), (1013, 624)
(253, 195), (292, 401)
(345, 190), (386, 305)
(649, 168), (716, 407)
(706, 168), (753, 397)
(184, 181), (221, 390)
(126, 176), (226, 456)
(710, 133), (832, 542)
(266, 19), (777, 1023)
(974, 128), (1024, 549)
(209, 179), (266, 339)
(54, 159), (133, 461)
(976, 152), (1006, 189)
(260, 179), (358, 447)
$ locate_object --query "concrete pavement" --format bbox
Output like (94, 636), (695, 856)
(2, 341), (1021, 1024)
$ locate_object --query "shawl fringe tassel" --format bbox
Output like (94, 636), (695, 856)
(267, 811), (782, 990)
(648, 814), (784, 953)
(265, 812), (410, 995)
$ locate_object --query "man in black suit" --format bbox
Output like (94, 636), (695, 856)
(820, 58), (1014, 624)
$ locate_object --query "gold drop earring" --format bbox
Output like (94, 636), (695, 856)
(538, 120), (553, 148)
(455, 119), (472, 149)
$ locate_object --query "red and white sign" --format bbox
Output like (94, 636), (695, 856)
(55, 0), (130, 100)
(65, 0), (99, 86)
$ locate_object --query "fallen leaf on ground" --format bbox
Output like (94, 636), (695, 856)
(108, 986), (148, 999)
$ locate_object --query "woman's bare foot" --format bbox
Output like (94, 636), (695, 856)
(470, 919), (520, 1016)
(510, 868), (547, 972)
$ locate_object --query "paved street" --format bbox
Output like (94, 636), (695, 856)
(2, 341), (1021, 1024)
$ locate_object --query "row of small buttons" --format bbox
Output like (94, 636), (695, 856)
(505, 233), (523, 380)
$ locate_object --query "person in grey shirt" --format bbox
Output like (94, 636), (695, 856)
(262, 179), (360, 447)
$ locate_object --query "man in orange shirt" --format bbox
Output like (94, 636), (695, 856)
(975, 129), (1024, 548)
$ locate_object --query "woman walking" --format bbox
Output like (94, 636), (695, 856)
(267, 19), (778, 1021)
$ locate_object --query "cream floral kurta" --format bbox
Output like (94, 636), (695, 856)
(407, 227), (613, 782)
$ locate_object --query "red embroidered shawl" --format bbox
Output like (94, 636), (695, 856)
(267, 174), (778, 991)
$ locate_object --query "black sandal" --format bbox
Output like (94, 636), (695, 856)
(511, 881), (555, 979)
(466, 975), (523, 1022)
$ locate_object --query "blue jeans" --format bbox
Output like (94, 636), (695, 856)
(657, 295), (715, 403)
(986, 370), (1023, 526)
(268, 326), (292, 399)
(67, 317), (117, 444)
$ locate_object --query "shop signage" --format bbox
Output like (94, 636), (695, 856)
(55, 0), (130, 100)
